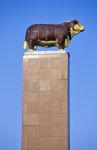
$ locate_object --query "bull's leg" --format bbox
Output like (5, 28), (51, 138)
(28, 40), (35, 52)
(64, 35), (70, 48)
(57, 38), (65, 51)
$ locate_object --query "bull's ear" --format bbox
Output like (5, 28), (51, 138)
(70, 19), (79, 27)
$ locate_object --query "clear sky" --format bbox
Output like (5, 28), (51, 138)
(0, 0), (97, 150)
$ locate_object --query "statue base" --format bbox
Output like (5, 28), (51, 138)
(22, 50), (69, 150)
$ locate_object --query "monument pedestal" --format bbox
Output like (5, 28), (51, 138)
(22, 51), (69, 150)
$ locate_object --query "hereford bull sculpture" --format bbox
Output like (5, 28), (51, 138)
(24, 19), (85, 52)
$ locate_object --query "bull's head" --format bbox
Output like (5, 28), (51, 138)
(70, 19), (85, 36)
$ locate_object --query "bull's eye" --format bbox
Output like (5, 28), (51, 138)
(74, 21), (78, 24)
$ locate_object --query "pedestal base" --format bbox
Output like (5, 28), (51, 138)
(22, 51), (69, 150)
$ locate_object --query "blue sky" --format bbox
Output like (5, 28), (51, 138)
(0, 0), (97, 150)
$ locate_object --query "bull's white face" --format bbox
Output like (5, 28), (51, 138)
(70, 20), (85, 37)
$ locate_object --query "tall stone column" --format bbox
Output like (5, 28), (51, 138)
(22, 51), (69, 150)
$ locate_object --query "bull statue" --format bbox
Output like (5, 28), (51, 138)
(23, 19), (85, 52)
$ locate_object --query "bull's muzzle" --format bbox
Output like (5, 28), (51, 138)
(80, 25), (85, 32)
(74, 23), (85, 32)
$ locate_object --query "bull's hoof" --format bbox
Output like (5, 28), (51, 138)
(34, 46), (37, 50)
(59, 49), (64, 51)
(29, 49), (34, 53)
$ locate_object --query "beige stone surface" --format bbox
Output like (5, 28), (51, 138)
(28, 114), (39, 125)
(39, 91), (51, 102)
(27, 137), (39, 150)
(39, 114), (51, 126)
(51, 137), (63, 150)
(39, 126), (51, 137)
(39, 137), (51, 150)
(22, 137), (27, 150)
(28, 102), (40, 114)
(28, 126), (39, 138)
(22, 114), (27, 125)
(22, 52), (69, 150)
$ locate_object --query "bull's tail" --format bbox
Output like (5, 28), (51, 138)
(23, 40), (28, 49)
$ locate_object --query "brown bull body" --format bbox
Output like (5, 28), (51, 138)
(25, 23), (71, 49)
(24, 20), (85, 51)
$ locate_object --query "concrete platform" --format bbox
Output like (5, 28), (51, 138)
(22, 50), (69, 150)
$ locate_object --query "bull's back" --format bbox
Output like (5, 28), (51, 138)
(39, 24), (56, 41)
(26, 24), (56, 41)
(26, 24), (67, 42)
